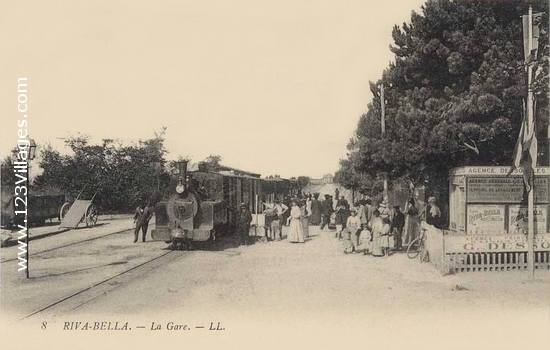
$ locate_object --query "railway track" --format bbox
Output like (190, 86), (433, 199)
(2, 228), (133, 263)
(20, 249), (182, 320)
(7, 224), (237, 321)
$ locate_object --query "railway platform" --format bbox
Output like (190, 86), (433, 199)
(0, 216), (162, 320)
(1, 224), (549, 350)
(0, 214), (133, 248)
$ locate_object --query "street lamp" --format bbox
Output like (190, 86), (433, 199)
(24, 137), (37, 279)
(28, 137), (37, 161)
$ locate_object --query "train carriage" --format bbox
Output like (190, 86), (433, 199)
(1, 193), (66, 228)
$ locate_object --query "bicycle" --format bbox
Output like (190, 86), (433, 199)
(407, 228), (429, 262)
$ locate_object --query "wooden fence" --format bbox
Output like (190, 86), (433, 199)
(423, 223), (446, 272)
(422, 223), (550, 274)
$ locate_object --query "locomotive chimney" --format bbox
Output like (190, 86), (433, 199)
(176, 160), (188, 181)
(174, 160), (189, 194)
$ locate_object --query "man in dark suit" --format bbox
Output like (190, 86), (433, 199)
(320, 194), (333, 230)
(335, 195), (350, 238)
(391, 205), (405, 251)
(134, 202), (154, 243)
(237, 203), (252, 246)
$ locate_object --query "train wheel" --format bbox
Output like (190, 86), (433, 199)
(85, 204), (98, 227)
(59, 202), (70, 221)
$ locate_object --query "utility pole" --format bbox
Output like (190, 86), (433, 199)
(380, 84), (389, 204)
(526, 6), (535, 277)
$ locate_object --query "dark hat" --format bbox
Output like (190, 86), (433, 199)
(394, 205), (400, 209)
(324, 194), (330, 198)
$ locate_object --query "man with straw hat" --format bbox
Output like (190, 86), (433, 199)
(343, 207), (362, 253)
(378, 200), (391, 220)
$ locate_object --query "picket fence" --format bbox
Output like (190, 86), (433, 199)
(422, 223), (550, 274)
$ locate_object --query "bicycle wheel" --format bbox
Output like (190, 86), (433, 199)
(407, 238), (421, 259)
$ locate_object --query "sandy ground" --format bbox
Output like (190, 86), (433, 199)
(2, 221), (547, 350)
(0, 217), (166, 317)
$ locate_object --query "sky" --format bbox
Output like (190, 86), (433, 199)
(0, 0), (427, 179)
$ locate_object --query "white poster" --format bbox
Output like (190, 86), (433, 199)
(466, 205), (505, 235)
(508, 205), (547, 234)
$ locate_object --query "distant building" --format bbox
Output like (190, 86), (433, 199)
(308, 174), (333, 186)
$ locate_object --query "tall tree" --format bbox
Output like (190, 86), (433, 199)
(34, 129), (170, 212)
(346, 0), (549, 208)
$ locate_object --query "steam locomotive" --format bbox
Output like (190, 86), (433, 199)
(151, 161), (295, 244)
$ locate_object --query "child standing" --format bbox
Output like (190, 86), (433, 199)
(358, 228), (372, 254)
(270, 216), (281, 241)
(380, 217), (392, 256)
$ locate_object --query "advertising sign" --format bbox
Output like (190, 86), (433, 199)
(466, 205), (505, 235)
(467, 176), (548, 203)
(451, 166), (549, 176)
(508, 205), (547, 235)
(445, 234), (550, 253)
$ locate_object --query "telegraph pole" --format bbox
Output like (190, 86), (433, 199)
(526, 6), (535, 277)
(380, 84), (389, 204)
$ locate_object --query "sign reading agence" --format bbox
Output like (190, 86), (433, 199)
(467, 177), (548, 203)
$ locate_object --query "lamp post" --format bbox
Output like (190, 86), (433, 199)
(23, 137), (37, 279)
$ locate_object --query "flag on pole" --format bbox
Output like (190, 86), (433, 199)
(522, 12), (543, 63)
(508, 101), (538, 192)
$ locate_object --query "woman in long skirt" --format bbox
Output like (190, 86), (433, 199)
(403, 199), (420, 246)
(288, 200), (305, 243)
(309, 193), (322, 225)
(370, 209), (384, 256)
(300, 200), (310, 238)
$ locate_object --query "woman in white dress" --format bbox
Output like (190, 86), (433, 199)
(370, 209), (384, 256)
(288, 200), (305, 243)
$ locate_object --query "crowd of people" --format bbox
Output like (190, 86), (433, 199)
(135, 189), (443, 253)
(255, 190), (442, 257)
(335, 195), (442, 256)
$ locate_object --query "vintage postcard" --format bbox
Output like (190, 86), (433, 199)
(1, 1), (549, 349)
